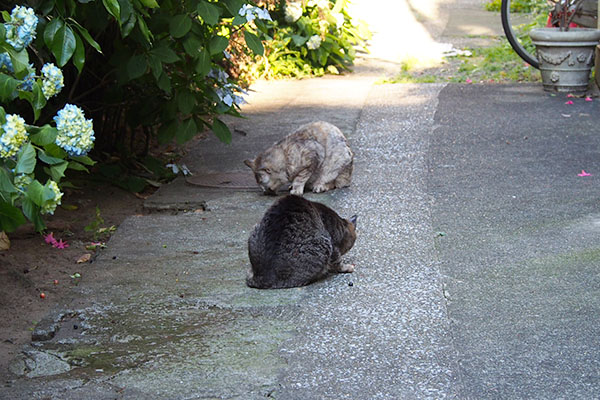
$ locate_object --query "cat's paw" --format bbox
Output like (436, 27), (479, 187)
(339, 263), (355, 273)
(290, 187), (304, 196)
(312, 184), (328, 193)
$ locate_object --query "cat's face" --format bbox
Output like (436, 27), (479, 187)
(339, 215), (357, 255)
(244, 157), (288, 195)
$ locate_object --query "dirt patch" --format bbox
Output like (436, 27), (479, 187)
(0, 182), (149, 381)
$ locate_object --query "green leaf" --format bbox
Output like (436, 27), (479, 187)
(177, 90), (196, 114)
(26, 180), (44, 206)
(127, 54), (147, 80)
(38, 150), (65, 165)
(148, 55), (162, 80)
(0, 168), (17, 194)
(103, 0), (121, 23)
(71, 155), (95, 166)
(197, 1), (221, 25)
(21, 198), (45, 232)
(209, 35), (229, 55)
(0, 202), (26, 233)
(176, 118), (197, 144)
(5, 47), (29, 75)
(49, 162), (69, 181)
(31, 82), (46, 122)
(212, 118), (232, 144)
(157, 72), (171, 94)
(42, 143), (67, 159)
(73, 23), (102, 53)
(223, 0), (244, 17)
(51, 24), (77, 67)
(121, 12), (137, 37)
(195, 49), (211, 77)
(157, 121), (177, 145)
(117, 0), (133, 25)
(170, 14), (192, 38)
(67, 161), (89, 172)
(183, 35), (203, 58)
(44, 18), (64, 49)
(232, 14), (246, 26)
(150, 43), (179, 63)
(15, 143), (36, 174)
(139, 0), (159, 8)
(0, 74), (19, 102)
(136, 15), (153, 44)
(291, 34), (308, 46)
(244, 31), (264, 56)
(73, 32), (85, 74)
(30, 126), (58, 146)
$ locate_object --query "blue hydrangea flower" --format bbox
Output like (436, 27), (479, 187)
(41, 63), (64, 99)
(306, 34), (322, 50)
(13, 173), (33, 191)
(4, 6), (38, 51)
(216, 83), (247, 107)
(0, 114), (28, 159)
(19, 70), (35, 92)
(239, 5), (272, 22)
(0, 53), (14, 74)
(53, 104), (95, 157)
(41, 180), (63, 215)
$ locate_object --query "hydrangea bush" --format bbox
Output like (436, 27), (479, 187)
(0, 1), (274, 233)
(0, 4), (96, 233)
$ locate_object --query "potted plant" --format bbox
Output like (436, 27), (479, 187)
(529, 0), (600, 93)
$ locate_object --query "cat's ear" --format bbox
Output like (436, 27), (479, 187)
(244, 159), (255, 170)
(349, 215), (357, 227)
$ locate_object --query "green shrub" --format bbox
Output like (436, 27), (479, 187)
(258, 0), (370, 78)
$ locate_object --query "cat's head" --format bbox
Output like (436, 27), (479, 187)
(244, 156), (288, 196)
(339, 214), (357, 255)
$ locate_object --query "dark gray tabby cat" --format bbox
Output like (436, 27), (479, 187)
(247, 195), (357, 289)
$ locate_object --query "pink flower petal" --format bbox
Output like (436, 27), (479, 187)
(53, 239), (69, 249)
(565, 100), (574, 105)
(578, 170), (592, 177)
(44, 232), (57, 245)
(585, 97), (593, 102)
(465, 78), (472, 83)
(567, 93), (574, 98)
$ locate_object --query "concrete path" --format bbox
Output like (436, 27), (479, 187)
(3, 0), (600, 399)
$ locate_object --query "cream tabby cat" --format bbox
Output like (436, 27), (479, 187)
(244, 121), (353, 195)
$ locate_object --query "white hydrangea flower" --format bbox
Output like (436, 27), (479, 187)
(284, 2), (303, 23)
(0, 114), (28, 159)
(53, 104), (95, 156)
(41, 180), (63, 215)
(306, 35), (322, 50)
(331, 12), (344, 29)
(41, 63), (64, 99)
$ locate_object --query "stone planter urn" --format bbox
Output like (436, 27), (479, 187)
(529, 27), (600, 94)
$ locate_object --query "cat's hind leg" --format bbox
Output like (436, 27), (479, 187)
(328, 248), (355, 273)
(333, 161), (353, 189)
